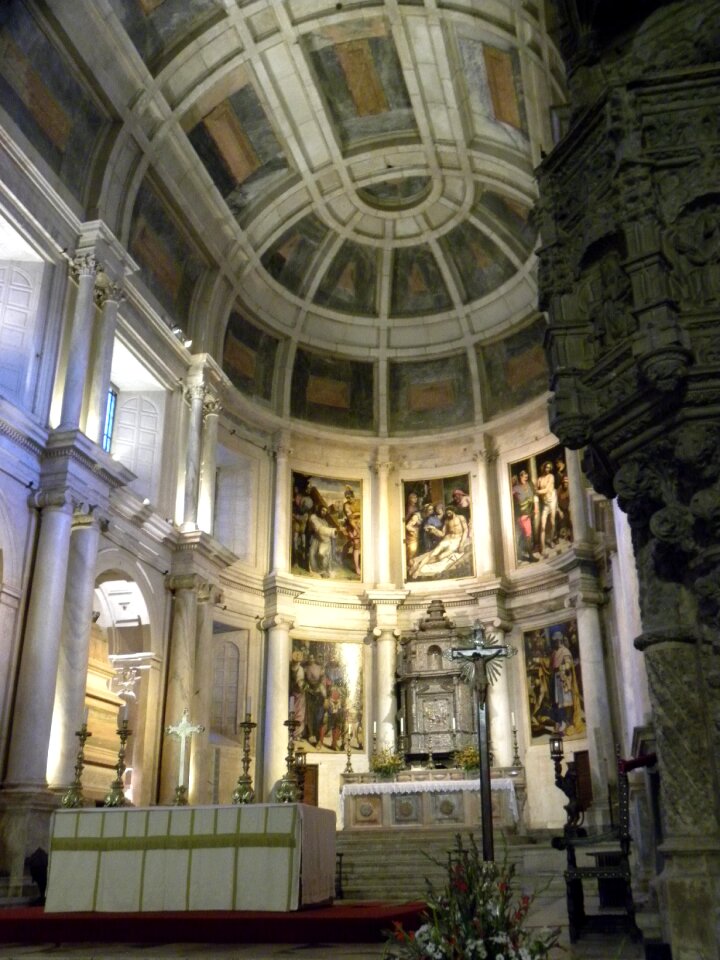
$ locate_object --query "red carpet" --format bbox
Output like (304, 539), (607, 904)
(0, 902), (426, 945)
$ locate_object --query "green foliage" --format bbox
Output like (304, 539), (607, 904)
(452, 745), (480, 771)
(370, 748), (405, 777)
(384, 834), (559, 960)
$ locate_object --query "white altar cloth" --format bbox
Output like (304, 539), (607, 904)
(340, 777), (519, 822)
(45, 803), (336, 913)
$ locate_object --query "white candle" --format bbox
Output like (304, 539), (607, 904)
(511, 712), (516, 728)
(119, 704), (128, 724)
(452, 717), (456, 731)
(247, 695), (252, 716)
(373, 721), (377, 735)
(399, 717), (404, 734)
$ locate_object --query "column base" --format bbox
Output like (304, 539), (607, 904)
(0, 787), (60, 896)
(656, 836), (720, 960)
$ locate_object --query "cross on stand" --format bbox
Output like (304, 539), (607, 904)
(446, 622), (516, 862)
(166, 708), (204, 805)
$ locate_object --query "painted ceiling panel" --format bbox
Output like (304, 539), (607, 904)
(391, 245), (453, 317)
(113, 0), (225, 71)
(314, 241), (379, 316)
(439, 221), (516, 303)
(261, 215), (329, 297)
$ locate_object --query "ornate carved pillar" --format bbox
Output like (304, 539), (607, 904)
(182, 384), (205, 530)
(188, 582), (222, 804)
(536, 4), (720, 952)
(261, 615), (294, 798)
(58, 255), (99, 432)
(271, 435), (291, 574)
(160, 574), (201, 802)
(197, 396), (221, 534)
(86, 274), (123, 446)
(47, 506), (103, 789)
(5, 491), (74, 787)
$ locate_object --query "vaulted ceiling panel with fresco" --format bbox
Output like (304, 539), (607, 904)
(28, 0), (564, 435)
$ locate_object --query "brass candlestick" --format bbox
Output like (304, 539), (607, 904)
(61, 722), (92, 808)
(511, 722), (522, 769)
(344, 725), (354, 774)
(276, 712), (301, 802)
(232, 713), (257, 804)
(104, 716), (131, 807)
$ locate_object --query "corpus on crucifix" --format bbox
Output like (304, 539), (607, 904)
(165, 707), (204, 805)
(446, 622), (517, 862)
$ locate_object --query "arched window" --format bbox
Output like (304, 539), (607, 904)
(212, 640), (240, 738)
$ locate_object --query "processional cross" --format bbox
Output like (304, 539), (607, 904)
(446, 622), (516, 862)
(166, 708), (204, 805)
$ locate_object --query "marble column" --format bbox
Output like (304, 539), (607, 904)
(373, 452), (392, 587)
(47, 507), (102, 789)
(160, 575), (200, 802)
(86, 277), (122, 447)
(570, 593), (614, 823)
(486, 621), (513, 767)
(373, 627), (399, 752)
(261, 615), (294, 798)
(197, 397), (221, 534)
(271, 436), (291, 574)
(565, 448), (589, 544)
(188, 583), (221, 804)
(182, 385), (205, 530)
(59, 255), (98, 432)
(5, 491), (74, 787)
(473, 444), (498, 577)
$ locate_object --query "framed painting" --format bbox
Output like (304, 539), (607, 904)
(509, 443), (572, 564)
(289, 639), (364, 754)
(523, 619), (585, 742)
(402, 474), (473, 582)
(291, 472), (362, 581)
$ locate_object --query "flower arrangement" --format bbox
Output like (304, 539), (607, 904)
(453, 745), (480, 772)
(385, 834), (559, 960)
(370, 748), (405, 778)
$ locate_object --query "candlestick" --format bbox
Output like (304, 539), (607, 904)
(344, 725), (354, 774)
(511, 719), (522, 771)
(232, 713), (257, 804)
(104, 716), (131, 807)
(61, 721), (92, 808)
(276, 712), (301, 802)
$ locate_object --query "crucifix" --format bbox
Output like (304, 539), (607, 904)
(166, 707), (204, 805)
(447, 621), (517, 862)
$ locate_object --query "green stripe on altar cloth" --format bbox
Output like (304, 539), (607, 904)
(51, 832), (298, 853)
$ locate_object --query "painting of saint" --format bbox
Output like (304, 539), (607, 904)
(523, 619), (585, 742)
(289, 639), (364, 754)
(291, 472), (362, 581)
(509, 444), (573, 565)
(402, 475), (474, 582)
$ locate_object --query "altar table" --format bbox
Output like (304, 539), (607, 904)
(45, 803), (336, 913)
(340, 777), (519, 830)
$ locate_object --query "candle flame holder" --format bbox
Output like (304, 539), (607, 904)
(62, 722), (92, 808)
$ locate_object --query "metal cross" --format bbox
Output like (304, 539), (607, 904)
(166, 707), (204, 805)
(446, 622), (517, 861)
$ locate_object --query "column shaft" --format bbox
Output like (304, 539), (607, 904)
(47, 512), (101, 788)
(197, 400), (221, 534)
(160, 579), (198, 802)
(59, 257), (98, 432)
(5, 495), (74, 786)
(566, 449), (589, 543)
(271, 439), (291, 574)
(87, 291), (120, 446)
(182, 386), (204, 528)
(374, 458), (391, 587)
(188, 585), (218, 804)
(374, 628), (397, 751)
(261, 617), (293, 798)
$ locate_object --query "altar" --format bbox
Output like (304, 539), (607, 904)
(340, 770), (523, 831)
(45, 803), (336, 913)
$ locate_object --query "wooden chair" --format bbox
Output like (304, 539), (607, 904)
(551, 749), (655, 943)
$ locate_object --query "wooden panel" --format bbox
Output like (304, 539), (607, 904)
(573, 749), (593, 811)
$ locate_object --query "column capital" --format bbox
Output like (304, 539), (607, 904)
(165, 573), (205, 594)
(94, 270), (125, 308)
(203, 396), (222, 419)
(260, 614), (294, 632)
(69, 253), (99, 281)
(198, 582), (223, 606)
(28, 488), (73, 513)
(183, 383), (206, 405)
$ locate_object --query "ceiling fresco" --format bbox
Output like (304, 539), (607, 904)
(12, 0), (563, 435)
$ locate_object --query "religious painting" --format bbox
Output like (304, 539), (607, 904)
(523, 619), (586, 742)
(402, 475), (474, 582)
(388, 355), (474, 434)
(290, 348), (375, 432)
(509, 443), (572, 565)
(289, 639), (364, 754)
(291, 472), (363, 581)
(478, 316), (548, 419)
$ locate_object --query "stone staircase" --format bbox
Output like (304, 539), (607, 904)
(335, 828), (567, 904)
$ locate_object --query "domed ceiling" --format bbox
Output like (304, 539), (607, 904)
(104, 0), (563, 433)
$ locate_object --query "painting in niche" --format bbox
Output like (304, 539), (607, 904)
(402, 474), (474, 582)
(509, 443), (572, 565)
(524, 619), (585, 742)
(290, 639), (364, 754)
(291, 472), (362, 581)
